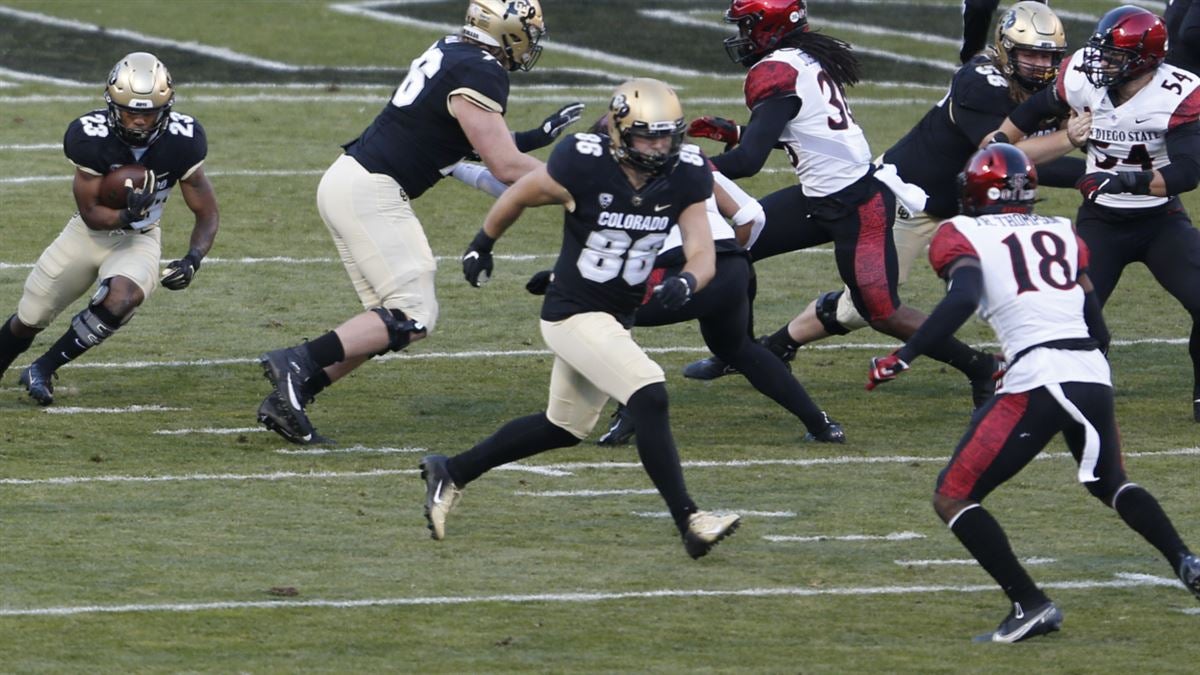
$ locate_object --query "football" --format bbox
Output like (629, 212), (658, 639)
(98, 164), (150, 209)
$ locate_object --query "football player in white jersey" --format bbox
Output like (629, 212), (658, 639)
(996, 5), (1200, 420)
(682, 0), (1000, 405)
(867, 144), (1200, 643)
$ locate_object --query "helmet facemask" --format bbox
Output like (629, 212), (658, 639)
(104, 52), (174, 147)
(462, 0), (545, 72)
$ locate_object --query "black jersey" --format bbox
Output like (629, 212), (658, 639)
(343, 36), (510, 200)
(1166, 0), (1200, 74)
(883, 55), (1059, 218)
(63, 108), (207, 227)
(540, 134), (713, 327)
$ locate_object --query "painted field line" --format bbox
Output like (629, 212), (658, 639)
(895, 557), (1056, 567)
(514, 488), (659, 498)
(0, 143), (60, 151)
(765, 531), (925, 543)
(273, 445), (426, 456)
(42, 405), (186, 415)
(6, 448), (1195, 490)
(633, 510), (794, 519)
(0, 573), (1177, 618)
(153, 427), (266, 436)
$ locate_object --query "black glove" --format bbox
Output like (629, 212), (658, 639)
(541, 102), (585, 140)
(526, 269), (553, 295)
(161, 251), (202, 290)
(1076, 171), (1153, 202)
(651, 272), (696, 310)
(118, 169), (158, 227)
(462, 229), (496, 287)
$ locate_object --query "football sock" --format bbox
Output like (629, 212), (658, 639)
(729, 338), (826, 432)
(1113, 484), (1191, 570)
(766, 324), (803, 351)
(301, 370), (332, 402)
(41, 304), (123, 370)
(625, 383), (697, 531)
(305, 331), (345, 369)
(448, 413), (579, 486)
(950, 505), (1048, 608)
(925, 340), (995, 380)
(1189, 321), (1200, 400)
(0, 314), (35, 379)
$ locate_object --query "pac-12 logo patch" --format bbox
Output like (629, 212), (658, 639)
(598, 193), (613, 209)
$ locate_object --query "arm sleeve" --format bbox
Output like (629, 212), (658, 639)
(960, 0), (1001, 63)
(512, 128), (548, 152)
(1009, 85), (1071, 135)
(1184, 2), (1200, 59)
(1036, 155), (1087, 188)
(895, 264), (983, 364)
(1083, 288), (1110, 353)
(1161, 121), (1200, 196)
(710, 97), (799, 179)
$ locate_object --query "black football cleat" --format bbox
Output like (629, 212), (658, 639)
(682, 356), (738, 380)
(756, 334), (796, 368)
(18, 361), (56, 406)
(1178, 554), (1200, 601)
(803, 414), (846, 444)
(973, 600), (1062, 643)
(596, 404), (636, 446)
(256, 391), (329, 445)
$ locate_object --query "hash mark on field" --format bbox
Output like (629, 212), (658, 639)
(894, 557), (1056, 567)
(633, 510), (795, 519)
(273, 445), (426, 455)
(153, 427), (266, 436)
(514, 488), (660, 498)
(0, 573), (1179, 618)
(43, 405), (187, 414)
(0, 469), (416, 486)
(764, 531), (925, 543)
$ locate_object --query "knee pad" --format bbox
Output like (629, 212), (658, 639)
(90, 279), (135, 326)
(815, 291), (852, 336)
(371, 307), (426, 354)
(71, 305), (122, 348)
(627, 382), (669, 418)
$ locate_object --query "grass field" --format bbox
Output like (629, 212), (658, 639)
(3, 0), (1200, 672)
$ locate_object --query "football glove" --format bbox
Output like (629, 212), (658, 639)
(161, 251), (202, 291)
(118, 169), (158, 227)
(526, 269), (553, 296)
(866, 352), (910, 391)
(686, 116), (742, 149)
(541, 102), (585, 140)
(1076, 170), (1153, 202)
(462, 229), (496, 287)
(651, 272), (696, 310)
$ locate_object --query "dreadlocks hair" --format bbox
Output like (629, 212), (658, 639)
(779, 30), (861, 88)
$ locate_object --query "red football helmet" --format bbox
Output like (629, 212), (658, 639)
(958, 144), (1038, 216)
(723, 0), (808, 66)
(1082, 5), (1166, 88)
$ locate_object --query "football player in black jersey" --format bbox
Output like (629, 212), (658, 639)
(736, 2), (1081, 386)
(0, 52), (219, 405)
(420, 78), (741, 559)
(1166, 0), (1200, 74)
(254, 0), (578, 444)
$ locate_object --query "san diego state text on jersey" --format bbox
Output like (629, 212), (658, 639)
(541, 133), (713, 326)
(344, 36), (510, 200)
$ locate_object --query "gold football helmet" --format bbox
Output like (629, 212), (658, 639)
(993, 1), (1066, 93)
(607, 78), (686, 175)
(462, 0), (545, 72)
(104, 52), (174, 146)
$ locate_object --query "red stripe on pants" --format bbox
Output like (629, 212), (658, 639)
(938, 393), (1030, 500)
(853, 190), (896, 321)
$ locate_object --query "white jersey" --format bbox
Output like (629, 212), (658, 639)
(743, 48), (873, 197)
(930, 213), (1110, 393)
(661, 168), (743, 253)
(1058, 49), (1200, 209)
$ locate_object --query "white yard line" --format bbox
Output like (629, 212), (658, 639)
(42, 405), (187, 415)
(273, 445), (427, 456)
(6, 448), (1194, 489)
(0, 573), (1178, 618)
(153, 427), (267, 436)
(764, 531), (925, 543)
(895, 557), (1056, 567)
(633, 510), (795, 519)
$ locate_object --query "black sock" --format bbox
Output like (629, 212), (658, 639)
(950, 505), (1047, 608)
(626, 383), (696, 531)
(449, 413), (579, 486)
(1113, 484), (1191, 570)
(925, 339), (994, 380)
(767, 324), (802, 350)
(301, 370), (332, 402)
(1190, 322), (1200, 399)
(305, 331), (345, 370)
(41, 304), (123, 370)
(728, 339), (826, 432)
(0, 314), (35, 378)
